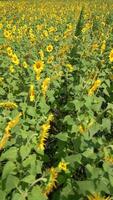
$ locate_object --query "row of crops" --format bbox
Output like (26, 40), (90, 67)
(1, 0), (113, 199)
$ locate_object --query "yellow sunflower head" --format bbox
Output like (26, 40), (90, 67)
(58, 161), (68, 172)
(33, 60), (44, 72)
(46, 44), (53, 53)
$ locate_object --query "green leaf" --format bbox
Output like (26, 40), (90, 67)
(0, 88), (5, 95)
(83, 148), (96, 159)
(22, 155), (36, 167)
(5, 175), (19, 193)
(27, 106), (36, 117)
(96, 179), (110, 193)
(0, 191), (6, 200)
(47, 90), (55, 103)
(60, 180), (75, 199)
(71, 124), (78, 133)
(73, 99), (84, 111)
(102, 118), (111, 133)
(20, 102), (27, 112)
(55, 132), (68, 141)
(28, 186), (47, 200)
(0, 37), (5, 44)
(109, 175), (113, 187)
(77, 181), (95, 194)
(20, 145), (31, 161)
(2, 161), (16, 179)
(18, 92), (28, 97)
(103, 163), (113, 175)
(66, 154), (81, 164)
(22, 175), (35, 184)
(12, 192), (25, 200)
(84, 96), (93, 109)
(86, 164), (102, 179)
(103, 88), (110, 96)
(63, 115), (74, 125)
(39, 97), (50, 114)
(89, 123), (100, 137)
(0, 147), (17, 161)
(36, 160), (42, 174)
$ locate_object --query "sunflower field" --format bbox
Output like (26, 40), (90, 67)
(1, 0), (113, 199)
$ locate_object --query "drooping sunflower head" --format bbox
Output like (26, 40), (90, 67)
(7, 47), (13, 56)
(29, 83), (35, 102)
(43, 167), (58, 196)
(41, 77), (51, 96)
(109, 49), (113, 62)
(0, 102), (18, 109)
(11, 53), (19, 65)
(87, 193), (111, 200)
(88, 79), (101, 96)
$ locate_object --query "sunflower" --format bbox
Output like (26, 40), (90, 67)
(11, 54), (19, 65)
(47, 56), (54, 64)
(109, 49), (113, 62)
(0, 102), (17, 109)
(101, 40), (106, 54)
(43, 167), (58, 196)
(46, 44), (53, 53)
(29, 84), (35, 102)
(23, 61), (28, 69)
(7, 47), (13, 57)
(88, 193), (111, 200)
(39, 49), (44, 60)
(88, 79), (101, 96)
(65, 64), (74, 72)
(9, 65), (15, 73)
(58, 161), (68, 172)
(3, 29), (11, 39)
(33, 60), (44, 73)
(41, 77), (50, 96)
(0, 23), (3, 29)
(0, 77), (4, 84)
(79, 124), (85, 134)
(0, 113), (22, 150)
(43, 30), (48, 37)
(37, 113), (54, 151)
(104, 156), (113, 165)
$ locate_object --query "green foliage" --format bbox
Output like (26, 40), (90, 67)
(1, 0), (113, 200)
